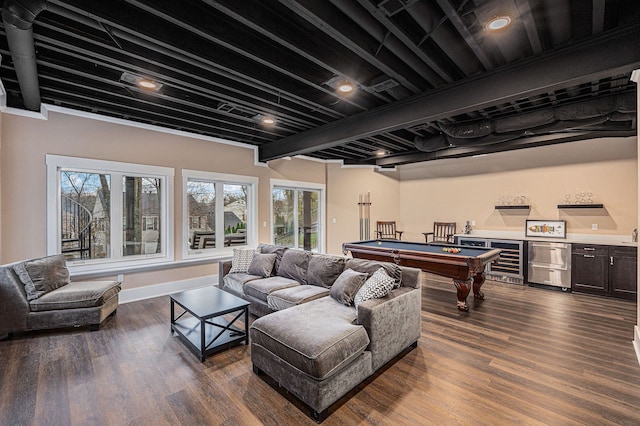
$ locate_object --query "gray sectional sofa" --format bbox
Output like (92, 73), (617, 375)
(219, 243), (422, 422)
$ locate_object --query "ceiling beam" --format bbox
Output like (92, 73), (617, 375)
(374, 130), (637, 166)
(259, 24), (640, 162)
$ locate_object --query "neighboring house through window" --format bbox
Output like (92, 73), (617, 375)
(182, 169), (258, 259)
(46, 155), (174, 273)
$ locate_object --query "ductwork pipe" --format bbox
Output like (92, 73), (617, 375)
(1, 0), (47, 111)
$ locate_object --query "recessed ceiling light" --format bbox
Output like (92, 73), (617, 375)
(487, 15), (511, 31)
(254, 114), (276, 125)
(337, 82), (355, 93)
(324, 75), (358, 95)
(138, 79), (159, 90)
(120, 72), (163, 92)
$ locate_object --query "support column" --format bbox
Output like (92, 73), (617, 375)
(632, 69), (640, 366)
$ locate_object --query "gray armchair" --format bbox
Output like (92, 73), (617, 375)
(0, 254), (121, 339)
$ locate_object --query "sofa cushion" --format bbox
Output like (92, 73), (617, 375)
(345, 258), (402, 288)
(330, 268), (368, 306)
(229, 248), (256, 274)
(29, 280), (121, 312)
(307, 254), (346, 287)
(13, 254), (70, 301)
(354, 268), (396, 312)
(267, 286), (330, 311)
(250, 297), (369, 380)
(248, 253), (277, 278)
(244, 276), (300, 302)
(222, 272), (262, 295)
(277, 249), (312, 285)
(257, 243), (288, 275)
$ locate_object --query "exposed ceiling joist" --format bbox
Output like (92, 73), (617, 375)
(259, 24), (640, 162)
(375, 130), (638, 166)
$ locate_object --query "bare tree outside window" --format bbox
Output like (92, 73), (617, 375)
(60, 171), (111, 259)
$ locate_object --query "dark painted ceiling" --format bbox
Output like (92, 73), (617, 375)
(0, 0), (639, 167)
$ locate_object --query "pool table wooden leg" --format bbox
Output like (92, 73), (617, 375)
(472, 271), (486, 300)
(453, 279), (471, 311)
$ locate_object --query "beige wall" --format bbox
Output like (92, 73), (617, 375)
(399, 137), (638, 241)
(0, 111), (325, 289)
(325, 163), (400, 254)
(2, 109), (638, 297)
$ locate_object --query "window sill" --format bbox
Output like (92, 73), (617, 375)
(69, 255), (232, 280)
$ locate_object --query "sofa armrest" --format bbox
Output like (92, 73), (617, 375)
(356, 286), (421, 371)
(218, 260), (233, 287)
(0, 264), (30, 333)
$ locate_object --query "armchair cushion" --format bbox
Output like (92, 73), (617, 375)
(29, 280), (121, 312)
(13, 254), (70, 301)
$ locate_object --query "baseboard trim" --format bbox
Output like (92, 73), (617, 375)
(634, 326), (640, 367)
(119, 275), (218, 304)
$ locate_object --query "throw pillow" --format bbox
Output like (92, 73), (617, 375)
(229, 248), (256, 274)
(345, 258), (403, 288)
(247, 253), (277, 278)
(13, 254), (70, 301)
(256, 243), (288, 275)
(330, 268), (368, 306)
(354, 267), (396, 311)
(307, 254), (346, 287)
(277, 249), (312, 285)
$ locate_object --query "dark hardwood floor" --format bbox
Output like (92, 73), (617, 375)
(1, 274), (639, 425)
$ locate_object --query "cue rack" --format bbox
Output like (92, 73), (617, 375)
(358, 192), (371, 240)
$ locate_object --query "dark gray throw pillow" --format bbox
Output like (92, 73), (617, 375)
(13, 254), (70, 301)
(248, 253), (277, 278)
(330, 268), (368, 306)
(307, 254), (346, 287)
(277, 249), (312, 285)
(345, 258), (403, 288)
(257, 243), (288, 275)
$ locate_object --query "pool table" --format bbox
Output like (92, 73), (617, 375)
(343, 240), (501, 311)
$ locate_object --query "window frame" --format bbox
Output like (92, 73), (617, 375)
(46, 155), (175, 274)
(270, 178), (325, 253)
(182, 169), (258, 260)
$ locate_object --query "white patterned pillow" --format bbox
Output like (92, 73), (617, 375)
(229, 248), (256, 274)
(354, 267), (396, 310)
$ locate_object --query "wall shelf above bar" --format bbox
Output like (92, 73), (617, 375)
(557, 204), (604, 209)
(495, 205), (531, 210)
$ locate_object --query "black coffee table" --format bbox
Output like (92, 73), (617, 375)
(170, 286), (250, 362)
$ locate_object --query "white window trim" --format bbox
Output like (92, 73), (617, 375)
(46, 154), (175, 274)
(182, 169), (258, 260)
(270, 178), (326, 253)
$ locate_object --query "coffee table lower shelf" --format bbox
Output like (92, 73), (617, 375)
(172, 316), (248, 362)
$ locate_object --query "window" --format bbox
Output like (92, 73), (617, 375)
(47, 155), (174, 272)
(182, 170), (258, 258)
(271, 179), (325, 252)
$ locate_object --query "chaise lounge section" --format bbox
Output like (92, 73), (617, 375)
(0, 254), (121, 339)
(219, 244), (421, 421)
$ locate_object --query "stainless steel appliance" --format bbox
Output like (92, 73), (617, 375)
(527, 241), (572, 291)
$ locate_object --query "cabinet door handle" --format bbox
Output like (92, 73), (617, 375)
(610, 256), (614, 266)
(583, 254), (595, 258)
(584, 247), (596, 251)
